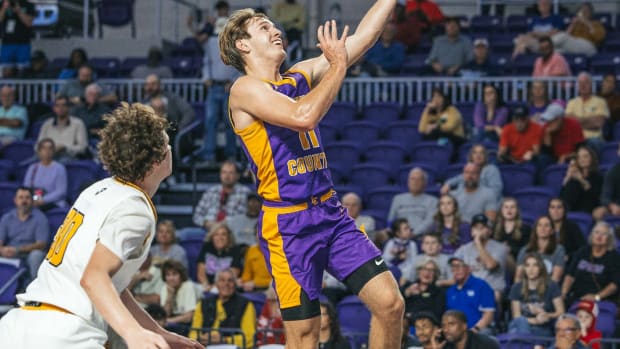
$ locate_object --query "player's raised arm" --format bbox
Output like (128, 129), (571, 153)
(296, 0), (396, 82)
(230, 20), (348, 132)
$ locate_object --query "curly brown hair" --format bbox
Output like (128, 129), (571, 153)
(98, 102), (169, 183)
(219, 8), (268, 73)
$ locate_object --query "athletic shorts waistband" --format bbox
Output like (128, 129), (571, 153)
(21, 301), (73, 315)
(261, 189), (336, 214)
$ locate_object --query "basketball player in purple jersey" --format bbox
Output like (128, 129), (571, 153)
(219, 1), (403, 348)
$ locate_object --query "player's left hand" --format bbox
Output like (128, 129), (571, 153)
(164, 331), (203, 349)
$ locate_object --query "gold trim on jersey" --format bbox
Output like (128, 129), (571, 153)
(22, 302), (72, 314)
(113, 177), (158, 221)
(263, 69), (312, 89)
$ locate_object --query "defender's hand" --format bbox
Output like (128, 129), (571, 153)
(317, 20), (349, 68)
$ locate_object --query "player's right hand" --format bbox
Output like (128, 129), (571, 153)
(125, 328), (170, 349)
(316, 19), (349, 68)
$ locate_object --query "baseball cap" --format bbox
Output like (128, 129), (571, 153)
(511, 104), (529, 119)
(541, 103), (565, 122)
(473, 38), (489, 47)
(448, 256), (466, 265)
(471, 213), (489, 227)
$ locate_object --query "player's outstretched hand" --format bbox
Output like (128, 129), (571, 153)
(125, 328), (170, 349)
(316, 19), (349, 67)
(165, 330), (204, 349)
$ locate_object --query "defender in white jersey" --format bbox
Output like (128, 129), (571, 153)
(0, 103), (201, 349)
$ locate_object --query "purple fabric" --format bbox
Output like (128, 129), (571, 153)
(473, 103), (509, 129)
(23, 161), (67, 207)
(258, 197), (381, 301)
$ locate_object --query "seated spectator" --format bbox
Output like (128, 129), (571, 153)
(0, 186), (49, 280)
(392, 2), (424, 53)
(494, 198), (531, 276)
(23, 138), (68, 211)
(196, 223), (242, 291)
(472, 84), (509, 142)
(57, 48), (88, 80)
(129, 253), (165, 307)
(561, 222), (620, 306)
(150, 220), (189, 269)
(406, 233), (452, 287)
(382, 218), (418, 278)
(566, 72), (609, 151)
(20, 50), (55, 79)
(255, 287), (285, 346)
(225, 193), (260, 248)
(540, 103), (585, 164)
(160, 260), (199, 328)
(401, 258), (446, 320)
(461, 38), (499, 77)
(516, 215), (566, 283)
(596, 145), (620, 219)
(190, 268), (256, 348)
(532, 37), (572, 78)
(318, 301), (351, 349)
(547, 197), (585, 258)
(426, 17), (472, 76)
(70, 83), (110, 139)
(552, 3), (605, 57)
(360, 23), (405, 76)
(446, 257), (496, 334)
(455, 214), (508, 302)
(513, 0), (565, 57)
(37, 96), (89, 162)
(427, 194), (470, 254)
(57, 65), (117, 106)
(508, 252), (564, 336)
(131, 47), (173, 79)
(411, 312), (443, 349)
(450, 163), (498, 223)
(576, 300), (602, 349)
(238, 234), (271, 292)
(599, 73), (620, 125)
(341, 192), (376, 240)
(388, 167), (437, 236)
(560, 145), (603, 214)
(321, 271), (350, 306)
(193, 161), (250, 230)
(0, 85), (27, 145)
(498, 104), (543, 164)
(142, 74), (195, 135)
(270, 0), (305, 63)
(442, 144), (503, 200)
(441, 310), (500, 348)
(405, 0), (445, 33)
(548, 313), (589, 349)
(528, 80), (551, 123)
(418, 88), (465, 146)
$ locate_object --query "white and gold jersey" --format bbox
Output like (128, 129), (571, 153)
(17, 177), (157, 330)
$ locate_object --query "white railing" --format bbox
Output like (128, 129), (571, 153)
(1, 76), (601, 106)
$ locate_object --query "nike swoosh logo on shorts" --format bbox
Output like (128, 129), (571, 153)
(374, 258), (384, 266)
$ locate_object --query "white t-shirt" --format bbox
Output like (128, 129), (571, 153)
(18, 177), (157, 331)
(159, 280), (199, 315)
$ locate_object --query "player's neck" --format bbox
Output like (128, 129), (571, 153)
(245, 59), (282, 82)
(134, 177), (159, 197)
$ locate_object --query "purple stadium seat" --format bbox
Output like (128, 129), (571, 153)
(490, 34), (516, 54)
(90, 57), (121, 78)
(0, 260), (27, 315)
(322, 102), (358, 130)
(496, 333), (551, 349)
(600, 142), (620, 165)
(318, 124), (339, 144)
(241, 292), (266, 315)
(594, 13), (613, 31)
(499, 164), (535, 196)
(513, 187), (555, 219)
(365, 142), (410, 172)
(328, 163), (348, 185)
(0, 182), (19, 212)
(97, 0), (136, 38)
(564, 54), (589, 72)
(470, 16), (502, 34)
(361, 208), (388, 230)
(403, 102), (425, 124)
(172, 37), (203, 57)
(120, 57), (147, 76)
(603, 36), (620, 53)
(179, 236), (203, 282)
(569, 300), (617, 337)
(613, 122), (620, 141)
(362, 102), (401, 125)
(46, 207), (69, 244)
(25, 119), (45, 141)
(0, 139), (35, 166)
(411, 142), (452, 173)
(398, 163), (438, 189)
(0, 160), (13, 182)
(454, 102), (475, 129)
(324, 141), (363, 173)
(340, 121), (381, 149)
(334, 185), (363, 199)
(364, 186), (401, 212)
(400, 54), (428, 76)
(443, 163), (465, 182)
(566, 211), (593, 240)
(384, 120), (422, 149)
(591, 53), (620, 74)
(350, 164), (392, 190)
(541, 163), (568, 195)
(337, 295), (371, 334)
(512, 54), (538, 75)
(604, 215), (620, 230)
(165, 56), (199, 77)
(65, 161), (99, 203)
(505, 15), (530, 33)
(49, 57), (69, 71)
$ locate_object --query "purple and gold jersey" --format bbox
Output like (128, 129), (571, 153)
(233, 70), (332, 203)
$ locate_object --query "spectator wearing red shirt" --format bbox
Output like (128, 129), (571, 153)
(541, 103), (585, 164)
(498, 105), (543, 163)
(393, 2), (424, 52)
(405, 0), (444, 33)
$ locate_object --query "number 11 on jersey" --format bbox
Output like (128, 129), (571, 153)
(299, 130), (320, 150)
